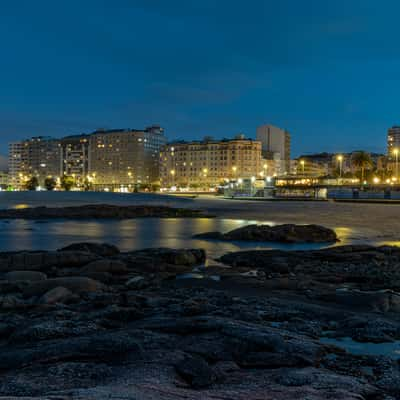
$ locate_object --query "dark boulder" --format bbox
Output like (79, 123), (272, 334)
(123, 248), (206, 270)
(175, 354), (218, 388)
(59, 242), (120, 257)
(195, 224), (338, 243)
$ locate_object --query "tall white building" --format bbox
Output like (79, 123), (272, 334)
(387, 126), (400, 156)
(8, 142), (24, 188)
(256, 124), (291, 175)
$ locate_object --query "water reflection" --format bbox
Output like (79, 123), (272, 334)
(320, 336), (400, 358)
(0, 218), (340, 259)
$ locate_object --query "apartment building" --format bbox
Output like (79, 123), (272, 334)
(88, 126), (166, 189)
(256, 124), (291, 174)
(160, 135), (263, 188)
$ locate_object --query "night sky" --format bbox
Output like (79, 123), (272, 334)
(0, 0), (399, 156)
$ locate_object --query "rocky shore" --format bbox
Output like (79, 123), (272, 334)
(0, 204), (212, 219)
(0, 242), (400, 398)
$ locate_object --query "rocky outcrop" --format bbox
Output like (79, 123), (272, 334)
(0, 204), (212, 219)
(39, 287), (74, 304)
(194, 224), (338, 243)
(4, 271), (47, 282)
(219, 245), (400, 292)
(0, 243), (398, 399)
(59, 242), (120, 257)
(20, 277), (104, 297)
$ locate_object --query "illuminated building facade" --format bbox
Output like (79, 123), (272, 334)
(88, 126), (166, 189)
(9, 126), (165, 190)
(160, 135), (263, 188)
(9, 137), (61, 187)
(60, 135), (90, 186)
(388, 126), (400, 156)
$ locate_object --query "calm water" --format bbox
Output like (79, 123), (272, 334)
(0, 191), (395, 259)
(321, 337), (400, 358)
(0, 218), (333, 260)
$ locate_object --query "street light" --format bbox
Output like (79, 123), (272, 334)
(337, 155), (343, 179)
(232, 166), (237, 180)
(169, 169), (175, 186)
(393, 148), (399, 182)
(300, 160), (305, 175)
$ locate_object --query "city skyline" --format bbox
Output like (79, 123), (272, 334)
(1, 1), (400, 155)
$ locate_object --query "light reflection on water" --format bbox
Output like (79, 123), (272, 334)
(0, 218), (346, 260)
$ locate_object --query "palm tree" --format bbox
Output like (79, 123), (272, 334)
(351, 151), (373, 183)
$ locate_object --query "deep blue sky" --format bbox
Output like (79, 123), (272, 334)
(0, 0), (399, 156)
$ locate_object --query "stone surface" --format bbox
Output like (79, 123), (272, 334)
(39, 286), (74, 304)
(3, 271), (47, 282)
(175, 354), (218, 388)
(80, 259), (128, 274)
(0, 244), (398, 399)
(195, 224), (338, 243)
(21, 277), (103, 297)
(0, 204), (211, 220)
(59, 242), (120, 257)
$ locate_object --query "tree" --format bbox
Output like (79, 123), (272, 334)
(60, 175), (75, 191)
(351, 152), (373, 183)
(150, 183), (160, 192)
(44, 177), (57, 191)
(25, 176), (39, 191)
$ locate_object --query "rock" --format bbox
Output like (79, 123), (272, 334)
(0, 251), (99, 272)
(0, 323), (14, 339)
(125, 276), (149, 290)
(21, 277), (104, 297)
(196, 224), (338, 243)
(59, 242), (120, 257)
(80, 271), (113, 284)
(0, 295), (24, 309)
(194, 231), (226, 240)
(4, 271), (47, 282)
(0, 331), (142, 370)
(122, 248), (206, 272)
(39, 286), (73, 304)
(273, 368), (379, 398)
(317, 290), (400, 313)
(80, 259), (128, 275)
(154, 248), (206, 266)
(175, 354), (218, 388)
(8, 320), (99, 344)
(237, 351), (312, 368)
(0, 205), (210, 220)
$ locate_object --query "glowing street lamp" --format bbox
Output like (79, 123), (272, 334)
(300, 160), (305, 175)
(263, 163), (268, 177)
(337, 155), (343, 178)
(393, 148), (399, 182)
(232, 166), (237, 179)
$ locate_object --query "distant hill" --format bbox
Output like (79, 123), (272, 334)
(0, 155), (7, 171)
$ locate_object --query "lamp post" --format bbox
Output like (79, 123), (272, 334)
(394, 148), (399, 182)
(263, 163), (268, 178)
(232, 166), (237, 180)
(337, 155), (343, 181)
(170, 169), (175, 188)
(300, 160), (305, 175)
(203, 168), (208, 190)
